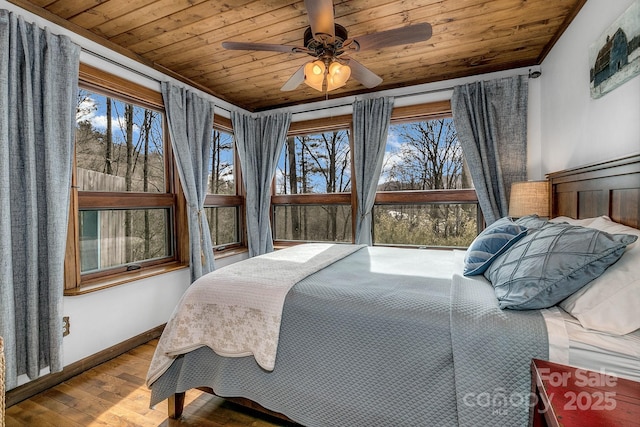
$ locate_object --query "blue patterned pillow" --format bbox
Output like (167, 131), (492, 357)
(484, 223), (637, 310)
(463, 217), (528, 276)
(515, 214), (548, 230)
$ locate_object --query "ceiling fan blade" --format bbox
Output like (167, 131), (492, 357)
(222, 41), (301, 53)
(281, 65), (306, 91)
(304, 0), (335, 40)
(349, 23), (432, 51)
(346, 58), (383, 88)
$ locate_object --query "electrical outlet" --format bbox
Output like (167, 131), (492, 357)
(63, 316), (70, 337)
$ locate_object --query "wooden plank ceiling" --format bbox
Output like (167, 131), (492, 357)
(15, 0), (586, 112)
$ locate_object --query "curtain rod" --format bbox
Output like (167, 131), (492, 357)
(81, 47), (156, 84)
(80, 47), (233, 115)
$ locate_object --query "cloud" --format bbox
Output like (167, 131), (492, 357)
(89, 114), (108, 129)
(385, 127), (404, 151)
(88, 114), (141, 136)
(274, 168), (288, 194)
(76, 94), (141, 135)
(76, 97), (97, 122)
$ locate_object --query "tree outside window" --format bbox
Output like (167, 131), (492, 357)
(274, 130), (352, 242)
(75, 89), (172, 275)
(205, 128), (240, 248)
(374, 118), (477, 247)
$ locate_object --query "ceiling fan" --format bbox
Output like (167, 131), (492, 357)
(221, 0), (432, 93)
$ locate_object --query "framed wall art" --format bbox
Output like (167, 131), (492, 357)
(589, 0), (640, 98)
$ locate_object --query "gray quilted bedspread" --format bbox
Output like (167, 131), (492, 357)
(451, 272), (549, 425)
(149, 247), (548, 426)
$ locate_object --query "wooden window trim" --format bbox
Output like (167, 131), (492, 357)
(79, 63), (163, 110)
(65, 64), (188, 295)
(64, 262), (187, 296)
(214, 116), (233, 133)
(286, 100), (452, 135)
(288, 115), (352, 136)
(78, 192), (175, 209)
(390, 100), (452, 124)
(374, 189), (478, 204)
(205, 194), (244, 206)
(203, 198), (245, 253)
(205, 125), (247, 253)
(271, 193), (351, 205)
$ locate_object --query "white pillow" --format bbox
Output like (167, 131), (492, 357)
(559, 216), (640, 335)
(549, 215), (604, 227)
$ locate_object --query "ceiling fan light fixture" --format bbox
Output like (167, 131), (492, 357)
(304, 60), (326, 91)
(327, 61), (350, 90)
(326, 75), (344, 91)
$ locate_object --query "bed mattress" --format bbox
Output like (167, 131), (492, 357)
(543, 307), (640, 382)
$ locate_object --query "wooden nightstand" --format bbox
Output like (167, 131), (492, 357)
(530, 359), (640, 427)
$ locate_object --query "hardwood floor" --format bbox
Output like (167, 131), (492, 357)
(5, 339), (295, 426)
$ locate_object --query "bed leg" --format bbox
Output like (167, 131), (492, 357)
(168, 392), (185, 419)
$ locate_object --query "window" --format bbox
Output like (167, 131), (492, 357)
(207, 128), (235, 195)
(204, 120), (244, 251)
(275, 131), (351, 195)
(272, 102), (480, 248)
(65, 64), (185, 294)
(373, 116), (480, 247)
(273, 129), (352, 242)
(75, 89), (166, 193)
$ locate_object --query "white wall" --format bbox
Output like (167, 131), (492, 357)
(540, 0), (640, 174)
(17, 251), (247, 387)
(62, 269), (190, 365)
(61, 253), (246, 367)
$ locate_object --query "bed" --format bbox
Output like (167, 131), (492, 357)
(146, 154), (640, 426)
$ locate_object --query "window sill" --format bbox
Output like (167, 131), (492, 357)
(64, 262), (189, 296)
(273, 241), (305, 250)
(214, 245), (248, 259)
(275, 241), (467, 251)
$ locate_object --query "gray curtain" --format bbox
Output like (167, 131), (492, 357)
(352, 96), (394, 245)
(451, 75), (528, 225)
(0, 9), (80, 390)
(231, 110), (291, 257)
(162, 82), (216, 282)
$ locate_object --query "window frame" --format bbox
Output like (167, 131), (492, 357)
(64, 64), (188, 295)
(203, 116), (246, 254)
(272, 100), (482, 247)
(273, 117), (356, 243)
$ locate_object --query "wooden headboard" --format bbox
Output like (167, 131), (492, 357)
(547, 154), (640, 229)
